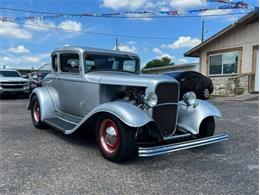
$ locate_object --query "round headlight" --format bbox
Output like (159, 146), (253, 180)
(183, 92), (198, 107)
(144, 92), (158, 108)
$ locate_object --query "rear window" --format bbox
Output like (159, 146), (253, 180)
(0, 71), (21, 77)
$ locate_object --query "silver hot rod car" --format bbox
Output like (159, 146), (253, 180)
(28, 46), (228, 162)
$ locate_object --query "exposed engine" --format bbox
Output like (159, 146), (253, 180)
(115, 87), (146, 106)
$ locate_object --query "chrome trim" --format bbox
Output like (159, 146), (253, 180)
(163, 133), (192, 141)
(138, 132), (228, 157)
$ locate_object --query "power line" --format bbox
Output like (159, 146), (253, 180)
(3, 20), (190, 40)
(0, 7), (251, 18)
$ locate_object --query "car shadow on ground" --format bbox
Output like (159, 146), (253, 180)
(37, 125), (227, 164)
(42, 126), (98, 148)
(0, 94), (29, 100)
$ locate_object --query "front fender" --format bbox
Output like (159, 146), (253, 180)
(66, 101), (154, 134)
(28, 87), (56, 121)
(90, 101), (153, 127)
(177, 99), (222, 135)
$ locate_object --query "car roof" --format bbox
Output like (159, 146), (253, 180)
(52, 46), (139, 57)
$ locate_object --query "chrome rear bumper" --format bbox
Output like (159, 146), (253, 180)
(138, 132), (228, 157)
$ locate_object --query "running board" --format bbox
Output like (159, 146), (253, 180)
(44, 117), (77, 133)
(138, 132), (228, 157)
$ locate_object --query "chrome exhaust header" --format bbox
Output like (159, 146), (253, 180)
(138, 132), (228, 157)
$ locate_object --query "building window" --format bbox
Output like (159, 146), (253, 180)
(209, 51), (239, 75)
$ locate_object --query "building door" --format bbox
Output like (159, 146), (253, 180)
(255, 49), (259, 92)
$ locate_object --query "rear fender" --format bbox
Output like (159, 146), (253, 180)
(177, 99), (222, 135)
(28, 87), (56, 121)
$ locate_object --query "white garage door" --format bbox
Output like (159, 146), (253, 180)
(255, 49), (259, 92)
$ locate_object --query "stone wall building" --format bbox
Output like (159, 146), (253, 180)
(185, 11), (259, 96)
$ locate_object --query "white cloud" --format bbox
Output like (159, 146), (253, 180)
(169, 0), (205, 10)
(58, 20), (82, 31)
(156, 53), (175, 61)
(0, 53), (49, 68)
(162, 36), (201, 49)
(127, 41), (137, 45)
(0, 21), (32, 40)
(102, 0), (147, 9)
(126, 13), (153, 21)
(113, 44), (137, 53)
(25, 20), (56, 31)
(178, 58), (189, 64)
(7, 45), (29, 53)
(152, 47), (162, 55)
(199, 9), (238, 22)
(199, 9), (232, 17)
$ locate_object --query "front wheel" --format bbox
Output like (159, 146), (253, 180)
(199, 116), (215, 138)
(97, 114), (137, 163)
(30, 95), (47, 129)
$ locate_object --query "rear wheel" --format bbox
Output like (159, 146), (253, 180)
(199, 116), (215, 138)
(31, 95), (47, 129)
(97, 114), (137, 163)
(202, 88), (210, 99)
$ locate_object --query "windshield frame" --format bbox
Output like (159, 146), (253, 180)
(0, 70), (22, 78)
(83, 52), (140, 74)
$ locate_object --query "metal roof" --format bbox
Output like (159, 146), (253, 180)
(184, 11), (259, 57)
(53, 46), (139, 57)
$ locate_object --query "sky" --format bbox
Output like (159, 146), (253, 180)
(0, 0), (258, 69)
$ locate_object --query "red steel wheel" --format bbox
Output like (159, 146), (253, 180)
(33, 102), (40, 122)
(97, 114), (137, 163)
(99, 119), (120, 155)
(30, 95), (47, 129)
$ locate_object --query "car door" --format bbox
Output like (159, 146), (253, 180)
(57, 52), (83, 117)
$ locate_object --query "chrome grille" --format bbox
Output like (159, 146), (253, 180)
(152, 82), (179, 137)
(0, 82), (27, 89)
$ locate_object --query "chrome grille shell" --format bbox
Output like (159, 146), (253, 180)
(151, 82), (179, 137)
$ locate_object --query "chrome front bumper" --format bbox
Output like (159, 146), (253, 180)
(138, 132), (228, 157)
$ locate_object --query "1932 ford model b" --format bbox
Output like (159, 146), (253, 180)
(28, 46), (228, 162)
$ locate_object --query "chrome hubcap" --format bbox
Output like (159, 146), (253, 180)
(105, 126), (117, 147)
(33, 103), (40, 122)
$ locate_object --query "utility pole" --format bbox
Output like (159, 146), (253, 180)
(201, 20), (205, 42)
(116, 37), (119, 51)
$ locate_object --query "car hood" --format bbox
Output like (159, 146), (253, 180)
(0, 77), (29, 82)
(85, 71), (176, 87)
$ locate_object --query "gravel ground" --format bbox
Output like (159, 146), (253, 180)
(0, 97), (258, 195)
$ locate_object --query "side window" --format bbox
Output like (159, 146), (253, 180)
(123, 60), (136, 72)
(52, 54), (58, 72)
(60, 53), (80, 74)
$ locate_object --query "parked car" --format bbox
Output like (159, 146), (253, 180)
(163, 71), (214, 99)
(0, 69), (30, 97)
(28, 71), (51, 91)
(28, 46), (228, 163)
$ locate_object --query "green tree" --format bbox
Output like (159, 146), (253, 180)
(145, 57), (173, 69)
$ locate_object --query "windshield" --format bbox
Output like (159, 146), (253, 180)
(0, 71), (22, 78)
(84, 53), (140, 73)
